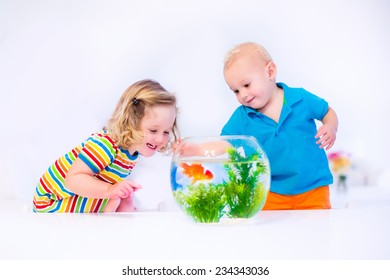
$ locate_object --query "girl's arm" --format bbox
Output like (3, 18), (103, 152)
(315, 106), (338, 150)
(65, 158), (141, 199)
(174, 139), (231, 157)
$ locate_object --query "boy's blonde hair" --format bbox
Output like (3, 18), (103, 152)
(105, 79), (178, 151)
(223, 42), (273, 71)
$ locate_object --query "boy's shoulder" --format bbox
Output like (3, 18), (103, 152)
(278, 82), (321, 102)
(277, 82), (309, 94)
(277, 82), (305, 104)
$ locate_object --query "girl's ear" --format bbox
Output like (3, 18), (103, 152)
(267, 61), (277, 81)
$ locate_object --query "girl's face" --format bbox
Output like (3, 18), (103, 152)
(133, 105), (176, 157)
(224, 53), (276, 111)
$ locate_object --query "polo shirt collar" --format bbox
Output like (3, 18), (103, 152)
(243, 82), (303, 125)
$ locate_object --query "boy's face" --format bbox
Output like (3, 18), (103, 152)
(224, 53), (275, 110)
(133, 105), (176, 157)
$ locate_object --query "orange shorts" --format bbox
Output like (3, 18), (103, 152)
(262, 186), (331, 210)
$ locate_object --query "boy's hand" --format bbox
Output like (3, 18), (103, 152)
(109, 181), (142, 199)
(315, 124), (336, 150)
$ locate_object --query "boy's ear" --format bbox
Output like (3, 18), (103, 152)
(267, 62), (277, 80)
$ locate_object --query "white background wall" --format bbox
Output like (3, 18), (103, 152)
(0, 0), (389, 209)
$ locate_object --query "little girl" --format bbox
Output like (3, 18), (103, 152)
(33, 79), (178, 213)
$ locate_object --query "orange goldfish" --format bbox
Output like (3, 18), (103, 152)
(180, 163), (213, 184)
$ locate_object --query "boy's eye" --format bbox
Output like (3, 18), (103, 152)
(150, 129), (157, 133)
(233, 90), (239, 94)
(244, 83), (250, 88)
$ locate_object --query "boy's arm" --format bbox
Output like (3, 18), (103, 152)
(315, 106), (338, 150)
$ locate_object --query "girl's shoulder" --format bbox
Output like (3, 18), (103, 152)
(85, 130), (119, 152)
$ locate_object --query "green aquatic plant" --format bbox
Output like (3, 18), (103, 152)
(224, 148), (268, 218)
(173, 183), (226, 223)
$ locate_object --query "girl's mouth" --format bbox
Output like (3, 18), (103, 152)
(147, 143), (157, 150)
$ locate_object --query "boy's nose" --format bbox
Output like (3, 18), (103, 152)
(239, 90), (248, 100)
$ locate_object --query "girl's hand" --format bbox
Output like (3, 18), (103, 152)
(315, 124), (336, 150)
(173, 138), (201, 157)
(172, 138), (184, 154)
(109, 181), (142, 199)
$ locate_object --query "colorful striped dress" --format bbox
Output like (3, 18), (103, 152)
(33, 131), (139, 213)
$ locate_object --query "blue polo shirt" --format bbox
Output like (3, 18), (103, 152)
(221, 83), (333, 195)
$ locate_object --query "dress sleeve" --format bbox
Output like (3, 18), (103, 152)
(77, 133), (117, 173)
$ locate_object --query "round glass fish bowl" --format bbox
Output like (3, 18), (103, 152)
(171, 135), (270, 224)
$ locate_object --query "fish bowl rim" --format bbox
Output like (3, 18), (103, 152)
(172, 135), (269, 163)
(181, 135), (260, 142)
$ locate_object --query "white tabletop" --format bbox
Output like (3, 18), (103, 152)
(1, 206), (389, 260)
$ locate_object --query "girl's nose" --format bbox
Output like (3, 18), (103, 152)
(155, 133), (165, 145)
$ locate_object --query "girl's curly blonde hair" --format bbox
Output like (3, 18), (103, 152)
(105, 79), (179, 152)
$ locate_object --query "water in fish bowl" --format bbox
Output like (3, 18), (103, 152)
(171, 136), (270, 223)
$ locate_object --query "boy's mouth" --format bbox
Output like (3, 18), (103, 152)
(247, 97), (255, 104)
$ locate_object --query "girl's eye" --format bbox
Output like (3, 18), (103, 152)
(150, 129), (157, 133)
(164, 131), (170, 135)
(244, 83), (250, 88)
(233, 90), (239, 94)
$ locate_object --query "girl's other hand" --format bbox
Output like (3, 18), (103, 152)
(109, 180), (142, 199)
